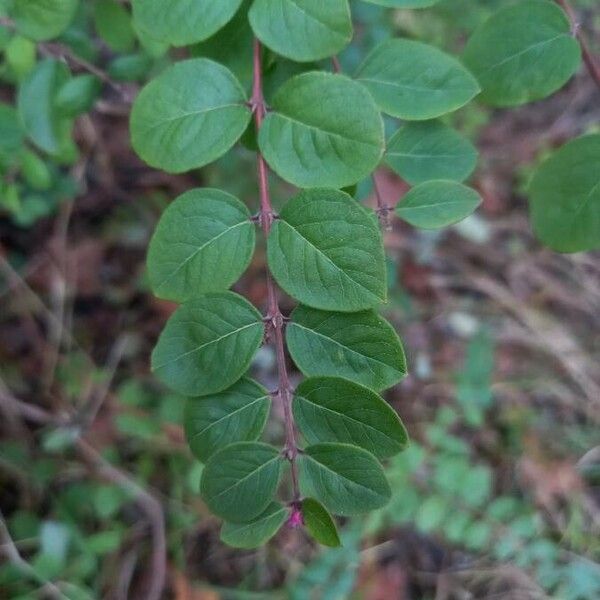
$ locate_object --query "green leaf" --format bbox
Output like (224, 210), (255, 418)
(463, 0), (581, 107)
(355, 39), (480, 120)
(287, 305), (406, 391)
(298, 443), (391, 515)
(0, 103), (24, 159)
(12, 0), (78, 41)
(94, 0), (136, 53)
(386, 121), (478, 185)
(249, 0), (352, 62)
(528, 134), (600, 253)
(5, 35), (36, 80)
(193, 0), (254, 90)
(258, 72), (384, 188)
(396, 180), (482, 229)
(184, 378), (271, 462)
(267, 189), (387, 312)
(18, 59), (71, 154)
(294, 377), (408, 459)
(108, 54), (152, 82)
(302, 498), (341, 547)
(151, 292), (264, 396)
(200, 442), (282, 523)
(132, 0), (243, 47)
(221, 502), (287, 548)
(130, 58), (251, 173)
(147, 188), (255, 302)
(364, 1), (442, 6)
(55, 75), (101, 117)
(20, 149), (53, 191)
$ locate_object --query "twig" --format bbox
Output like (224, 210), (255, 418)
(0, 509), (65, 599)
(555, 0), (600, 91)
(330, 56), (394, 231)
(38, 42), (131, 99)
(372, 173), (393, 230)
(76, 440), (166, 600)
(0, 391), (167, 600)
(0, 15), (130, 99)
(251, 38), (301, 503)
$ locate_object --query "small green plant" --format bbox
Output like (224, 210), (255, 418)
(2, 0), (597, 554)
(123, 0), (599, 549)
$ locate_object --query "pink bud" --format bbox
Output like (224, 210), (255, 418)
(287, 506), (304, 529)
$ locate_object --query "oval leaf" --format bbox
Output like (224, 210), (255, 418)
(287, 305), (406, 391)
(249, 0), (352, 62)
(258, 72), (384, 188)
(130, 58), (251, 173)
(294, 377), (408, 459)
(200, 442), (282, 523)
(463, 0), (581, 107)
(355, 39), (480, 120)
(267, 189), (387, 312)
(151, 292), (264, 396)
(13, 0), (78, 41)
(386, 121), (478, 185)
(132, 0), (243, 46)
(298, 443), (391, 515)
(221, 502), (288, 549)
(94, 0), (136, 53)
(529, 134), (600, 253)
(55, 75), (101, 117)
(18, 59), (70, 155)
(185, 378), (271, 463)
(302, 498), (340, 547)
(147, 188), (255, 302)
(396, 180), (482, 229)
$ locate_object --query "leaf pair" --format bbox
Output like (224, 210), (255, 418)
(130, 35), (481, 188)
(220, 497), (341, 549)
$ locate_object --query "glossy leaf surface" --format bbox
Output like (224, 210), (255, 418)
(267, 189), (386, 312)
(185, 378), (271, 462)
(200, 442), (282, 523)
(147, 188), (255, 302)
(294, 377), (408, 459)
(298, 443), (391, 515)
(259, 72), (384, 188)
(151, 292), (264, 396)
(130, 59), (251, 173)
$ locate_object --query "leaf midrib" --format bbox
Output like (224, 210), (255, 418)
(278, 220), (383, 302)
(155, 220), (249, 291)
(154, 321), (260, 370)
(483, 33), (568, 75)
(289, 321), (401, 374)
(209, 456), (280, 501)
(296, 395), (401, 444)
(190, 395), (269, 439)
(305, 453), (384, 497)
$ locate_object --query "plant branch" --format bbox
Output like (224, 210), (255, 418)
(251, 38), (300, 503)
(0, 390), (167, 600)
(0, 508), (64, 598)
(0, 16), (131, 99)
(555, 0), (600, 91)
(372, 173), (393, 230)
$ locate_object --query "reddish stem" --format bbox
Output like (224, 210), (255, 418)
(372, 173), (393, 230)
(556, 0), (600, 91)
(251, 39), (301, 502)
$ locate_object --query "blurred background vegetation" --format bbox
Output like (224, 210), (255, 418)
(1, 1), (599, 598)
